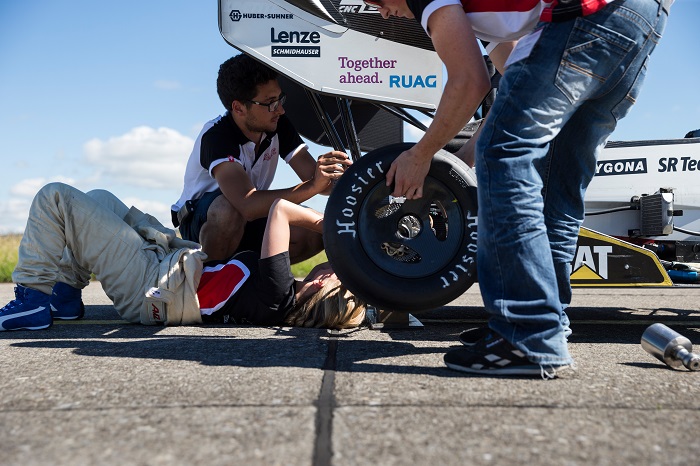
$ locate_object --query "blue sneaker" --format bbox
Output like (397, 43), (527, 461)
(0, 285), (52, 331)
(50, 282), (85, 320)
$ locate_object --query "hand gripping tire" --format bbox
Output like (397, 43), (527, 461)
(323, 143), (478, 312)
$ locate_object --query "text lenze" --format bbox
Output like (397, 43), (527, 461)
(270, 28), (320, 44)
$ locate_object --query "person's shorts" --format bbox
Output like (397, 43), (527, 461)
(176, 189), (268, 254)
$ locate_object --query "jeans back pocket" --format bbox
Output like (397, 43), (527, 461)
(555, 17), (635, 104)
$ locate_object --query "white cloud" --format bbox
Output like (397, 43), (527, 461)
(0, 127), (192, 234)
(122, 196), (174, 230)
(1, 176), (77, 234)
(0, 187), (176, 236)
(9, 176), (76, 197)
(83, 126), (193, 189)
(0, 198), (33, 234)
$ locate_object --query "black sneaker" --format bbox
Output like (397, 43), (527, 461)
(458, 326), (490, 346)
(444, 331), (571, 378)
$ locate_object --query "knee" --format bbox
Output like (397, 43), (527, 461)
(40, 181), (68, 197)
(86, 189), (129, 218)
(35, 182), (75, 206)
(86, 189), (113, 200)
(207, 201), (246, 232)
(269, 198), (293, 217)
(199, 201), (246, 251)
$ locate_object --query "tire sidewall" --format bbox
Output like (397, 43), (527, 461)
(323, 143), (478, 311)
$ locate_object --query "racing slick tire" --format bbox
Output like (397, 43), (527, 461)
(323, 143), (478, 312)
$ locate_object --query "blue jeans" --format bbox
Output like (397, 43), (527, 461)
(475, 0), (670, 365)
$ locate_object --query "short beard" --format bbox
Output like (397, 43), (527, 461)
(244, 116), (277, 134)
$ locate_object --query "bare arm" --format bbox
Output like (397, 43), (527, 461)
(453, 41), (518, 167)
(261, 199), (323, 259)
(213, 149), (349, 220)
(385, 5), (491, 199)
(289, 147), (351, 196)
(489, 41), (517, 76)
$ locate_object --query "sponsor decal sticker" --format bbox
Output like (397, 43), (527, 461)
(270, 28), (321, 58)
(272, 47), (320, 57)
(595, 158), (647, 176)
(572, 245), (612, 280)
(151, 303), (162, 321)
(271, 28), (320, 44)
(570, 228), (671, 286)
(389, 74), (438, 88)
(338, 0), (380, 14)
(659, 156), (700, 172)
(338, 56), (397, 84)
(335, 57), (439, 88)
(229, 10), (294, 21)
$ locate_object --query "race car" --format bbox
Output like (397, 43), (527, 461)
(218, 0), (700, 311)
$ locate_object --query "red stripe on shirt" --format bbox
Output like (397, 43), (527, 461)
(581, 0), (611, 15)
(461, 0), (541, 13)
(541, 0), (613, 22)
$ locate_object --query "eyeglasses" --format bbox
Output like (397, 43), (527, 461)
(363, 0), (382, 7)
(248, 93), (287, 112)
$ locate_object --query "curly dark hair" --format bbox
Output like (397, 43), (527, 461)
(217, 55), (279, 111)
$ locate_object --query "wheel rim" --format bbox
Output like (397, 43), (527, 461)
(357, 175), (465, 279)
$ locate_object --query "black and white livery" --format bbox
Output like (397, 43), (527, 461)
(218, 0), (700, 310)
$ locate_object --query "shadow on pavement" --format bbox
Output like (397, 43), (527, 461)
(4, 323), (454, 377)
(3, 303), (698, 377)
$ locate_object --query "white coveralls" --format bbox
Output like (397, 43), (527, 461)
(12, 182), (206, 325)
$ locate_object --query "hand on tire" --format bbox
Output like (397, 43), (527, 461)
(313, 151), (352, 192)
(386, 147), (431, 200)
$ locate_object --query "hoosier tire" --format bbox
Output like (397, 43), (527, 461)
(323, 143), (478, 312)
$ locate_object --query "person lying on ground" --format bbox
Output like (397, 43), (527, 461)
(51, 55), (352, 323)
(0, 182), (366, 331)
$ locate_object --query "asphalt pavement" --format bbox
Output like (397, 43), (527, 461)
(1, 281), (699, 466)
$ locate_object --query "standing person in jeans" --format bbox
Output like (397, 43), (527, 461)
(367, 0), (672, 377)
(0, 183), (366, 332)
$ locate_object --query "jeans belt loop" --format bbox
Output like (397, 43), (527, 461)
(655, 0), (673, 15)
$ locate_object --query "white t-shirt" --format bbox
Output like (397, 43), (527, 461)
(172, 113), (307, 213)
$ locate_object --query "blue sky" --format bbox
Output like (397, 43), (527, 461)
(1, 0), (698, 233)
